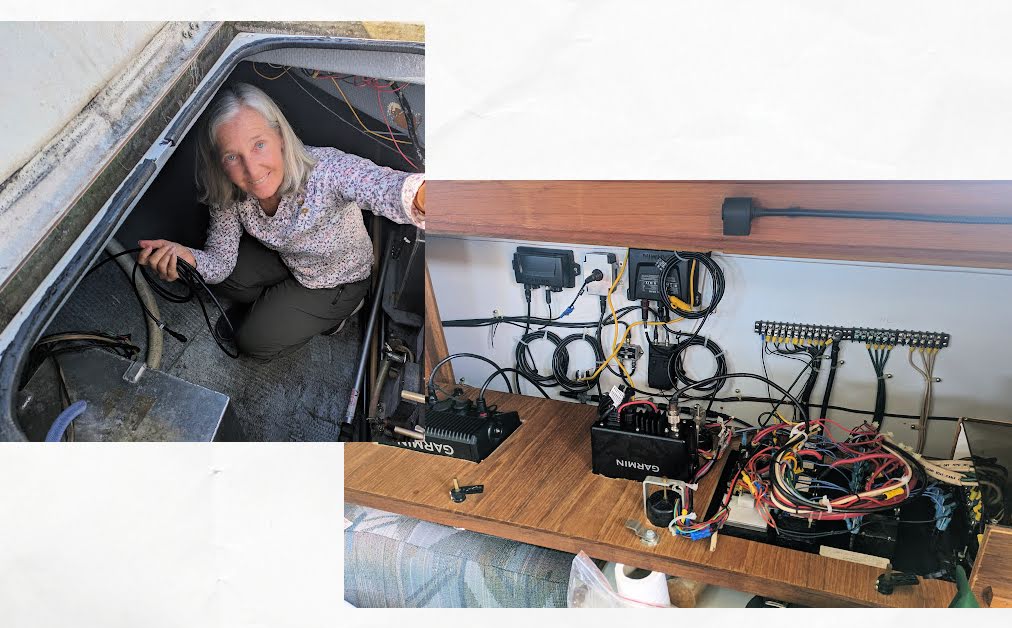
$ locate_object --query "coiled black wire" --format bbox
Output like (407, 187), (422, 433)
(666, 334), (728, 397)
(514, 329), (565, 388)
(552, 333), (606, 393)
(658, 252), (725, 319)
(86, 248), (239, 358)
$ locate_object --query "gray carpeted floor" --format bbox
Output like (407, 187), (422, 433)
(44, 261), (361, 441)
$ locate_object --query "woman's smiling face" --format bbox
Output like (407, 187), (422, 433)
(215, 106), (285, 204)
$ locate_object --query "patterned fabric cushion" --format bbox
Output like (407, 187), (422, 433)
(344, 504), (573, 607)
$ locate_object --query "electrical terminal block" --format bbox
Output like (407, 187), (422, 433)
(754, 320), (950, 349)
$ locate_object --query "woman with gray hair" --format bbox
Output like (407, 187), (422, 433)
(137, 82), (424, 361)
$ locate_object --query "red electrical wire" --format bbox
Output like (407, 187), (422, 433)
(376, 87), (419, 171)
(616, 399), (659, 413)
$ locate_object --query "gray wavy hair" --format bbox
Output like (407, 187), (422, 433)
(195, 82), (317, 208)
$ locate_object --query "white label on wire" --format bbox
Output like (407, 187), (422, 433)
(609, 386), (624, 407)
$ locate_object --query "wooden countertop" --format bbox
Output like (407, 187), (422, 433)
(345, 390), (957, 607)
(970, 525), (1012, 607)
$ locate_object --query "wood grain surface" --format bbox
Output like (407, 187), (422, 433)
(345, 388), (958, 607)
(423, 262), (453, 387)
(426, 180), (1012, 269)
(970, 525), (1012, 607)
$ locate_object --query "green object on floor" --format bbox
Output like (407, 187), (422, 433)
(949, 565), (979, 608)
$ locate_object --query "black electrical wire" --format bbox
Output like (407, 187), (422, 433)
(392, 82), (425, 166)
(761, 206), (1012, 225)
(819, 340), (842, 419)
(866, 344), (892, 426)
(669, 372), (810, 430)
(755, 355), (820, 427)
(514, 293), (533, 395)
(427, 353), (512, 400)
(444, 316), (601, 329)
(665, 334), (728, 398)
(514, 329), (565, 389)
(85, 247), (238, 357)
(478, 367), (551, 401)
(689, 393), (972, 423)
(798, 344), (827, 419)
(658, 252), (725, 319)
(552, 333), (606, 393)
(133, 256), (238, 358)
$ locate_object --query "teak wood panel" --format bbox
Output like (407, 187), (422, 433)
(970, 525), (1012, 607)
(345, 389), (956, 608)
(426, 181), (1012, 269)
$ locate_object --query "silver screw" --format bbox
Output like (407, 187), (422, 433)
(734, 388), (741, 394)
(643, 530), (658, 543)
(885, 373), (893, 379)
(839, 360), (846, 366)
(934, 377), (942, 383)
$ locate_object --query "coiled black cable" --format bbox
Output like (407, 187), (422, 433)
(86, 248), (239, 358)
(658, 252), (724, 319)
(514, 329), (565, 388)
(666, 334), (728, 397)
(552, 333), (606, 393)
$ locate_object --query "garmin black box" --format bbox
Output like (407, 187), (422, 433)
(386, 408), (521, 463)
(590, 419), (697, 481)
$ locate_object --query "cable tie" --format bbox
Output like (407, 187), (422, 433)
(820, 495), (833, 513)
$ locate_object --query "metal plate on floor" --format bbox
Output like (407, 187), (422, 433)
(19, 348), (228, 441)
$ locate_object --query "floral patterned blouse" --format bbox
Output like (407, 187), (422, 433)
(189, 146), (424, 289)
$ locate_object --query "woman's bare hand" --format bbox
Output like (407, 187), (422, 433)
(137, 239), (196, 282)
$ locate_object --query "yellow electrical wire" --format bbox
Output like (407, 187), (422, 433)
(607, 253), (629, 354)
(252, 64), (290, 81)
(668, 259), (698, 311)
(579, 253), (685, 387)
(329, 77), (413, 145)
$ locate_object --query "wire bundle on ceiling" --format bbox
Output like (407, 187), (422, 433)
(257, 62), (424, 172)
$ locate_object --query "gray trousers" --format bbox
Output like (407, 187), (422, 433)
(213, 234), (370, 362)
